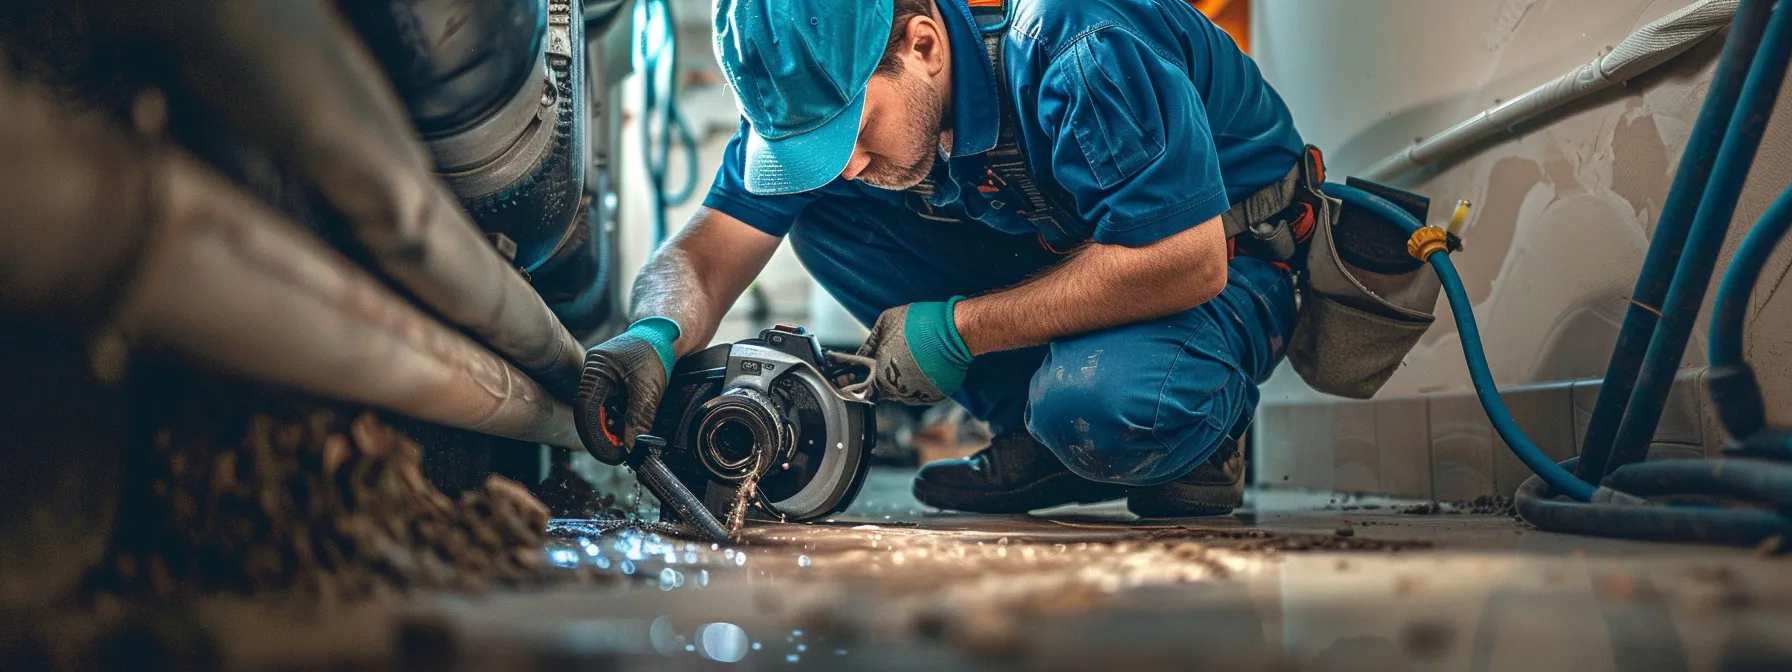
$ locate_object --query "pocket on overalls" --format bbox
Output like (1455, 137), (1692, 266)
(1287, 179), (1441, 399)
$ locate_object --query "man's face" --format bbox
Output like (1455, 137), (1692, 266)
(841, 71), (948, 190)
(837, 11), (953, 191)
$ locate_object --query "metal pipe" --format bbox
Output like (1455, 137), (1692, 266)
(337, 0), (548, 136)
(346, 0), (597, 276)
(1602, 0), (1792, 477)
(1573, 0), (1773, 484)
(0, 72), (581, 448)
(1359, 0), (1739, 182)
(92, 0), (586, 397)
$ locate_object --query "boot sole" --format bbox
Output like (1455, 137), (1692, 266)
(913, 470), (1126, 514)
(1126, 483), (1242, 519)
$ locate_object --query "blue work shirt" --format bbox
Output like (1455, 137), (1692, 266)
(702, 0), (1303, 248)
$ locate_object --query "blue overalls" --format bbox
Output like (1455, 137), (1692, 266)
(701, 0), (1305, 486)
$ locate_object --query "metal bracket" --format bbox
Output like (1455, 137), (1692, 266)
(547, 1), (574, 60)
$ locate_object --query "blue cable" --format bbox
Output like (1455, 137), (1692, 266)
(1576, 0), (1774, 485)
(1602, 0), (1792, 476)
(1321, 182), (1597, 502)
(1711, 183), (1792, 370)
(1319, 1), (1792, 544)
(1704, 181), (1792, 439)
(635, 0), (699, 245)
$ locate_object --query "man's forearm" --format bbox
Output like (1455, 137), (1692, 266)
(628, 245), (724, 356)
(625, 207), (783, 356)
(954, 218), (1230, 355)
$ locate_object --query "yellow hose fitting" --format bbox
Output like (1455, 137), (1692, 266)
(1447, 199), (1472, 236)
(1408, 226), (1452, 261)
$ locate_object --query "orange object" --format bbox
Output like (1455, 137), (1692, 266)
(967, 1), (1248, 54)
(1407, 227), (1452, 261)
(1190, 0), (1249, 54)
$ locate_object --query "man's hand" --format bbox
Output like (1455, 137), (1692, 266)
(579, 207), (779, 462)
(575, 317), (681, 464)
(858, 298), (973, 404)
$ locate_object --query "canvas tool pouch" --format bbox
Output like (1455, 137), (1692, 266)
(1287, 178), (1442, 399)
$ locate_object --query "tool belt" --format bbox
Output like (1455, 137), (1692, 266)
(1213, 150), (1445, 399)
(1289, 176), (1443, 399)
(1171, 147), (1445, 399)
(902, 0), (1440, 399)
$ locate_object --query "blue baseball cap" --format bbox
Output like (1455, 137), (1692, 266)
(713, 0), (894, 195)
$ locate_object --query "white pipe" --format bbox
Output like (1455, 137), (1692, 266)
(1359, 0), (1737, 182)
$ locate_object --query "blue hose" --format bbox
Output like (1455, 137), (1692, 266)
(635, 0), (700, 245)
(1513, 459), (1792, 546)
(1710, 185), (1792, 370)
(1576, 0), (1775, 485)
(1601, 0), (1792, 477)
(1607, 458), (1792, 511)
(1329, 175), (1792, 543)
(1504, 182), (1792, 545)
(1322, 183), (1597, 502)
(1325, 0), (1792, 547)
(1705, 182), (1792, 439)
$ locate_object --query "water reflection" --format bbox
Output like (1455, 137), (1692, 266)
(534, 517), (1792, 671)
(698, 622), (749, 662)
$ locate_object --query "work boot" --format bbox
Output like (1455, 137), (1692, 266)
(912, 431), (1126, 514)
(1126, 435), (1246, 518)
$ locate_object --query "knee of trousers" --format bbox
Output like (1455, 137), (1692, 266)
(1022, 369), (1233, 488)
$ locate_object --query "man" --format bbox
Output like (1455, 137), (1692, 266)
(577, 0), (1306, 517)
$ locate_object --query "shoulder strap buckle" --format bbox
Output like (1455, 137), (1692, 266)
(966, 0), (1011, 33)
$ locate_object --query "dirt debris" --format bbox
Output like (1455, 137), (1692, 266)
(1323, 493), (1386, 511)
(1145, 526), (1430, 552)
(98, 408), (591, 603)
(1399, 495), (1515, 516)
(537, 453), (629, 520)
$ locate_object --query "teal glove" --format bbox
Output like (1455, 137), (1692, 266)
(575, 317), (681, 464)
(857, 297), (973, 404)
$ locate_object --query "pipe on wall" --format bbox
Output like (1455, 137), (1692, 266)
(89, 0), (586, 397)
(0, 72), (582, 449)
(1359, 0), (1738, 182)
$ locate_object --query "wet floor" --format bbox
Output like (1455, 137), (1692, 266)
(173, 468), (1792, 670)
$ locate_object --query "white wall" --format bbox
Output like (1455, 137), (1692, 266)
(1255, 0), (1792, 418)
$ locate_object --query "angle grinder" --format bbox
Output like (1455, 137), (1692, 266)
(594, 325), (876, 541)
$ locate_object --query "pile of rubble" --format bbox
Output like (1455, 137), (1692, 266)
(99, 408), (567, 603)
(536, 450), (633, 520)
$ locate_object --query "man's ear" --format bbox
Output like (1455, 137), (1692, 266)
(903, 13), (950, 79)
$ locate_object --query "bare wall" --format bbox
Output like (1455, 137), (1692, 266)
(1251, 0), (1792, 492)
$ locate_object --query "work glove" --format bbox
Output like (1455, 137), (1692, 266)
(575, 317), (681, 464)
(855, 297), (973, 405)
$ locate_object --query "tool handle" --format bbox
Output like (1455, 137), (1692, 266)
(631, 435), (732, 542)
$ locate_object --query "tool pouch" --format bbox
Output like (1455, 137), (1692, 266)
(1287, 178), (1441, 399)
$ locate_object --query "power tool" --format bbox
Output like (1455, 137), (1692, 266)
(624, 325), (876, 540)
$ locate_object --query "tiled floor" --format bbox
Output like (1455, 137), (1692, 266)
(167, 468), (1792, 671)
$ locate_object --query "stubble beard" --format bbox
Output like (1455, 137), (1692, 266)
(858, 76), (948, 191)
